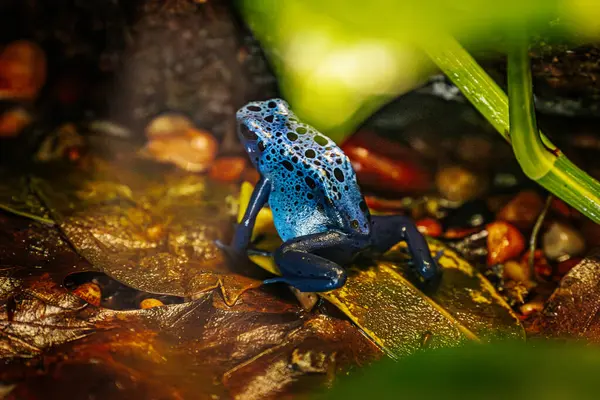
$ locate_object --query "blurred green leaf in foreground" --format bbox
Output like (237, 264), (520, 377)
(315, 341), (600, 400)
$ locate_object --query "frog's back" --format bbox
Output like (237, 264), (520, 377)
(247, 100), (370, 241)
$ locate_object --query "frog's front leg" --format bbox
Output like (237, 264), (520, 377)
(370, 215), (440, 280)
(265, 230), (359, 293)
(217, 176), (271, 256)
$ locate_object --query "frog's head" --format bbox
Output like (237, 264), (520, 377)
(236, 99), (291, 167)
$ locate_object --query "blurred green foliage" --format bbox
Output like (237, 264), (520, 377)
(238, 0), (598, 139)
(315, 341), (600, 400)
(239, 0), (600, 222)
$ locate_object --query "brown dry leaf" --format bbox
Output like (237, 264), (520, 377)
(0, 210), (381, 398)
(531, 248), (600, 339)
(0, 169), (53, 224)
(238, 182), (525, 358)
(0, 214), (103, 359)
(31, 157), (263, 305)
(4, 291), (381, 400)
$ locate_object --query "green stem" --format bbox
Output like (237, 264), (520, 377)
(529, 195), (552, 279)
(507, 40), (555, 180)
(423, 35), (600, 224)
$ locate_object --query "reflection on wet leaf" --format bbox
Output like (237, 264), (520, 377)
(0, 215), (101, 359)
(238, 182), (525, 358)
(531, 248), (600, 339)
(31, 158), (263, 304)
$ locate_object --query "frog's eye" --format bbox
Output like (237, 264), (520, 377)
(257, 141), (266, 152)
(240, 123), (258, 141)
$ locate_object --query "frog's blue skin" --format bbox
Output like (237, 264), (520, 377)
(223, 98), (440, 292)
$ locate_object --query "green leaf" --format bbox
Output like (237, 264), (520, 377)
(314, 341), (600, 400)
(425, 34), (600, 223)
(238, 0), (598, 140)
(239, 0), (600, 222)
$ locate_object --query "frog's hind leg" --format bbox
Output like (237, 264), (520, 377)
(370, 215), (439, 280)
(265, 230), (354, 293)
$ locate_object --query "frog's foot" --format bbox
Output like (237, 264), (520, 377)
(400, 248), (444, 265)
(215, 239), (248, 263)
(371, 215), (440, 281)
(264, 231), (352, 293)
(263, 274), (345, 293)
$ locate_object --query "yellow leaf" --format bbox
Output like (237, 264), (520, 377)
(238, 182), (525, 357)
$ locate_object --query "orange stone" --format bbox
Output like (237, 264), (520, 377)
(140, 298), (164, 309)
(209, 156), (247, 182)
(496, 190), (544, 230)
(415, 218), (442, 238)
(0, 40), (46, 100)
(72, 282), (102, 307)
(486, 221), (525, 265)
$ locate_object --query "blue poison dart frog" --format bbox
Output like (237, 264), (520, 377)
(217, 98), (441, 292)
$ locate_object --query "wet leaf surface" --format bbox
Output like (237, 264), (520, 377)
(238, 183), (525, 358)
(0, 169), (52, 224)
(0, 209), (381, 398)
(0, 213), (100, 359)
(31, 157), (265, 304)
(531, 248), (600, 339)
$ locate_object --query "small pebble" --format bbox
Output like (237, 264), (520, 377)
(342, 133), (431, 194)
(209, 156), (247, 182)
(542, 221), (586, 261)
(35, 123), (85, 162)
(443, 226), (479, 239)
(0, 107), (30, 137)
(496, 190), (544, 230)
(140, 298), (164, 309)
(550, 199), (573, 218)
(289, 287), (318, 311)
(416, 218), (442, 238)
(521, 250), (552, 279)
(456, 135), (493, 164)
(503, 260), (531, 283)
(145, 127), (218, 172)
(435, 165), (486, 203)
(0, 40), (46, 100)
(486, 221), (525, 265)
(519, 298), (544, 316)
(145, 112), (194, 138)
(72, 282), (102, 307)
